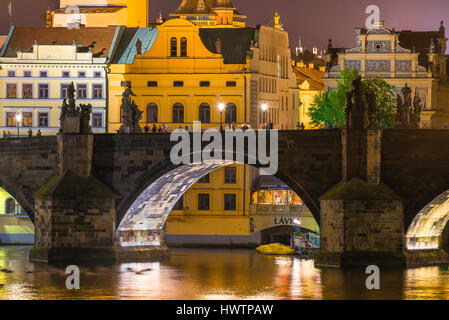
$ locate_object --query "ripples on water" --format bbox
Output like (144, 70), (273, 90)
(0, 246), (449, 300)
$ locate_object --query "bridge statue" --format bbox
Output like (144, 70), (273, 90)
(345, 76), (377, 129)
(59, 82), (92, 134)
(119, 86), (143, 134)
(396, 83), (423, 129)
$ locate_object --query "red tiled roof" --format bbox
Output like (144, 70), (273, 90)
(3, 27), (118, 58)
(294, 66), (324, 91)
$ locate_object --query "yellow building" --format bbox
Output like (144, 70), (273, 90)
(0, 26), (120, 135)
(106, 2), (312, 246)
(50, 0), (148, 28)
(324, 20), (449, 128)
(293, 63), (325, 129)
(0, 187), (34, 244)
(170, 0), (246, 28)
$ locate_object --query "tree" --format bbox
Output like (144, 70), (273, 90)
(308, 68), (396, 128)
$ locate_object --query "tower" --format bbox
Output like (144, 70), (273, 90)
(54, 0), (148, 28)
(171, 0), (246, 28)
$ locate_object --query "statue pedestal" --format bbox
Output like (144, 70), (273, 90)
(62, 115), (81, 134)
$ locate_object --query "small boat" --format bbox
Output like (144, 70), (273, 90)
(256, 243), (295, 255)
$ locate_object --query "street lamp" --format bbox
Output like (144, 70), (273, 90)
(261, 103), (268, 128)
(15, 113), (22, 138)
(218, 103), (225, 132)
(293, 218), (301, 234)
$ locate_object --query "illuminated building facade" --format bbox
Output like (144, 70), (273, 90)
(169, 0), (246, 28)
(107, 2), (306, 246)
(0, 26), (120, 135)
(0, 187), (34, 244)
(49, 0), (149, 28)
(324, 20), (449, 128)
(293, 63), (325, 129)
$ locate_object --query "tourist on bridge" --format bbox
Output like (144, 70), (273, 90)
(28, 128), (33, 137)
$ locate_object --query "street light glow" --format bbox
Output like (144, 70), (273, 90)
(15, 113), (22, 122)
(293, 219), (301, 225)
(261, 103), (268, 111)
(218, 103), (225, 111)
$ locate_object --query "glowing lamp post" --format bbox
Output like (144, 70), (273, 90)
(15, 113), (22, 138)
(261, 103), (268, 128)
(218, 103), (225, 132)
(293, 218), (301, 234)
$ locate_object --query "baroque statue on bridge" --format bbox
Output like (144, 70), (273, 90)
(345, 76), (377, 130)
(396, 83), (423, 129)
(119, 85), (143, 134)
(59, 82), (92, 134)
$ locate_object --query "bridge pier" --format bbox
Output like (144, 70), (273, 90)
(29, 135), (120, 262)
(315, 129), (407, 268)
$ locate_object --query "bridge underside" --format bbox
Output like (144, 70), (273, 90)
(406, 190), (449, 250)
(117, 160), (233, 247)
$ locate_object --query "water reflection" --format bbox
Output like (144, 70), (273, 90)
(0, 246), (449, 300)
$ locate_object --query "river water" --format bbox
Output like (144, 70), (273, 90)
(1, 246), (449, 300)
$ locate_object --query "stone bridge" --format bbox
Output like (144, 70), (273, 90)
(1, 129), (449, 267)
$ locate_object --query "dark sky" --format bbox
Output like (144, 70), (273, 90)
(1, 0), (449, 52)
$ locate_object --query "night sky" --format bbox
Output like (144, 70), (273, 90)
(1, 0), (449, 52)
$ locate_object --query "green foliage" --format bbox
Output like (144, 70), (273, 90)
(308, 67), (396, 128)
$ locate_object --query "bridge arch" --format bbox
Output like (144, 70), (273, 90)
(116, 158), (319, 248)
(406, 190), (449, 251)
(0, 172), (34, 221)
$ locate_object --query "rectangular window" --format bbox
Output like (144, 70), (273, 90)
(121, 81), (131, 87)
(198, 174), (210, 183)
(7, 84), (17, 99)
(147, 81), (158, 87)
(61, 84), (70, 99)
(23, 84), (33, 99)
(62, 71), (70, 78)
(226, 81), (237, 87)
(77, 84), (87, 99)
(93, 84), (103, 99)
(40, 71), (48, 78)
(38, 112), (49, 128)
(7, 71), (16, 77)
(6, 112), (16, 127)
(38, 84), (49, 99)
(78, 71), (86, 78)
(224, 194), (237, 211)
(173, 196), (184, 210)
(200, 81), (210, 87)
(94, 71), (102, 78)
(224, 166), (237, 184)
(92, 113), (103, 128)
(24, 71), (32, 77)
(173, 81), (184, 87)
(198, 194), (210, 211)
(22, 112), (32, 127)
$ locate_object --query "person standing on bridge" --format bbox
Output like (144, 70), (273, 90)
(2, 131), (6, 139)
(28, 128), (32, 137)
(37, 130), (42, 137)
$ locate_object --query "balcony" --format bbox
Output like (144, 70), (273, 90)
(249, 204), (311, 216)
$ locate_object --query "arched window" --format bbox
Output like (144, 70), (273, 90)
(225, 103), (237, 124)
(173, 103), (184, 123)
(199, 103), (210, 123)
(5, 198), (15, 214)
(146, 103), (158, 123)
(180, 37), (187, 57)
(170, 37), (177, 57)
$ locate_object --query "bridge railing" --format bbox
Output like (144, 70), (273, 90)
(249, 204), (311, 216)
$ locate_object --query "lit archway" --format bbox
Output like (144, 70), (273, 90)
(406, 190), (449, 250)
(117, 159), (319, 248)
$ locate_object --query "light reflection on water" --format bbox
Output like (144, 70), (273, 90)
(1, 246), (449, 300)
